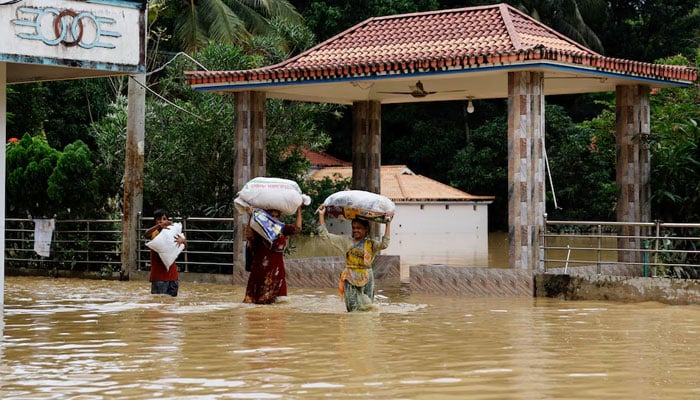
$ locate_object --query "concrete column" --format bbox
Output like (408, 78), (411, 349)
(121, 73), (146, 279)
(615, 85), (651, 265)
(351, 100), (381, 194)
(507, 71), (545, 270)
(233, 91), (266, 271)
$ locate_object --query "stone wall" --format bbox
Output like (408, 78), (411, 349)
(535, 273), (700, 305)
(408, 265), (533, 296)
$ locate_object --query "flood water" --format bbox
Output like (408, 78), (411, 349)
(3, 276), (700, 399)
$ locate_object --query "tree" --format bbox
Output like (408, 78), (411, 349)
(151, 0), (303, 53)
(5, 134), (116, 219)
(48, 140), (114, 218)
(6, 134), (60, 218)
(510, 0), (606, 53)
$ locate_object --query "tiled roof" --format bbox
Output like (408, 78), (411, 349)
(303, 148), (351, 168)
(186, 3), (696, 89)
(310, 165), (495, 202)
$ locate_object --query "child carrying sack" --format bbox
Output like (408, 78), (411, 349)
(234, 177), (311, 215)
(322, 190), (395, 223)
(145, 222), (186, 270)
(249, 209), (285, 245)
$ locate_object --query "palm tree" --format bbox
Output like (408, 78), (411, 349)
(152, 0), (302, 53)
(512, 0), (606, 53)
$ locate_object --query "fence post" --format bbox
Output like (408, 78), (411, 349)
(597, 224), (602, 274)
(541, 213), (548, 272)
(653, 220), (661, 277)
(182, 217), (189, 273)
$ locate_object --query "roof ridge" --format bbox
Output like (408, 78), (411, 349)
(499, 3), (523, 51)
(501, 3), (601, 56)
(395, 172), (409, 198)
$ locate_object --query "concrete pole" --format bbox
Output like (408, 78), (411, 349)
(615, 85), (651, 266)
(233, 91), (267, 273)
(121, 73), (146, 279)
(507, 71), (545, 270)
(351, 100), (382, 194)
(0, 62), (6, 305)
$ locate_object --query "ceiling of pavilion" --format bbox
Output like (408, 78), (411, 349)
(186, 3), (696, 105)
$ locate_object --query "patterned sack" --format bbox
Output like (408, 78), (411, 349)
(234, 177), (311, 215)
(249, 209), (285, 244)
(323, 190), (395, 223)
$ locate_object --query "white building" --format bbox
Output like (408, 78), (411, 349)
(310, 164), (494, 267)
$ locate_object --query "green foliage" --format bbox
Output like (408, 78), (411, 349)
(151, 0), (302, 53)
(548, 104), (616, 221)
(648, 53), (700, 222)
(6, 134), (115, 219)
(296, 175), (351, 234)
(47, 141), (107, 218)
(6, 134), (59, 218)
(448, 115), (509, 230)
(7, 79), (119, 151)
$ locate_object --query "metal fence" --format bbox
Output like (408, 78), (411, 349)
(4, 216), (237, 276)
(5, 217), (700, 277)
(541, 217), (700, 277)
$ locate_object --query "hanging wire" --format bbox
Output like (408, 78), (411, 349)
(146, 51), (209, 76)
(128, 75), (209, 121)
(129, 51), (211, 121)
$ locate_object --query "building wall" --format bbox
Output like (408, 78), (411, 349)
(326, 202), (490, 267)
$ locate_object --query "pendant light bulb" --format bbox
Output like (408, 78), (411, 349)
(467, 99), (475, 114)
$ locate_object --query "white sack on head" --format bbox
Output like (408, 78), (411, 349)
(145, 222), (185, 270)
(235, 177), (310, 215)
(322, 190), (395, 223)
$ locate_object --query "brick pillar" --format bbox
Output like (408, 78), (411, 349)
(351, 100), (381, 194)
(507, 71), (545, 270)
(234, 91), (266, 272)
(615, 85), (651, 265)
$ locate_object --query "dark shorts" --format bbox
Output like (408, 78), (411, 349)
(151, 280), (179, 297)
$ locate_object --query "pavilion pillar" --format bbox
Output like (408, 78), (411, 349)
(615, 85), (651, 266)
(507, 71), (545, 270)
(351, 100), (382, 194)
(234, 91), (266, 272)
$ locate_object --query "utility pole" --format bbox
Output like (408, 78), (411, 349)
(121, 73), (146, 279)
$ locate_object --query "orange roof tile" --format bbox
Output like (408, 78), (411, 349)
(310, 165), (494, 202)
(186, 3), (697, 90)
(303, 148), (351, 168)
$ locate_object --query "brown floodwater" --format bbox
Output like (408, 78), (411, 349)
(2, 276), (700, 399)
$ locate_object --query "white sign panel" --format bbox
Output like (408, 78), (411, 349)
(0, 0), (144, 72)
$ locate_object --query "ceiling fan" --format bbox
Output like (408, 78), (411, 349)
(378, 80), (464, 98)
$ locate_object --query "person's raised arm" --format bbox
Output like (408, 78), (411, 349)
(317, 205), (326, 226)
(294, 204), (303, 230)
(383, 219), (392, 238)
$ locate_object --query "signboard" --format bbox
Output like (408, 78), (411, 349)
(0, 0), (145, 78)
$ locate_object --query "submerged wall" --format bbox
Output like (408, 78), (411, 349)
(535, 273), (700, 305)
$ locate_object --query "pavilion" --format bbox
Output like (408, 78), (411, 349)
(191, 3), (698, 272)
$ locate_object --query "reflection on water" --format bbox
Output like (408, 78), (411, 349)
(3, 276), (700, 399)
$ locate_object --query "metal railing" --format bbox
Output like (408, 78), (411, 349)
(541, 216), (700, 277)
(4, 216), (237, 276)
(5, 216), (700, 278)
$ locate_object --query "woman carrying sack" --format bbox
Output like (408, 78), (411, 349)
(243, 204), (303, 304)
(317, 205), (391, 312)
